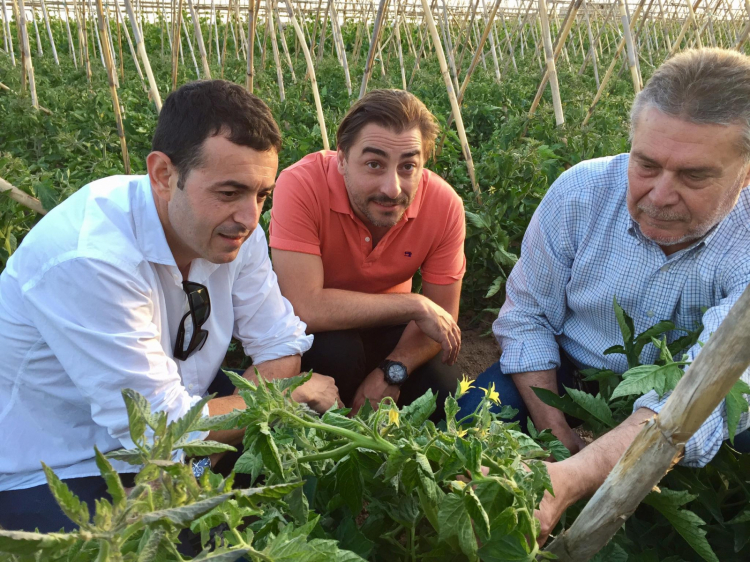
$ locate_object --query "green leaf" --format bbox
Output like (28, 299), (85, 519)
(191, 549), (251, 561)
(237, 481), (304, 501)
(223, 369), (255, 390)
(644, 488), (719, 562)
(258, 424), (284, 476)
(321, 411), (361, 432)
(565, 387), (616, 428)
(142, 493), (234, 526)
(725, 379), (750, 443)
(191, 409), (244, 432)
(94, 447), (126, 511)
(181, 440), (237, 457)
(634, 321), (676, 358)
(485, 275), (505, 298)
(477, 530), (533, 561)
(400, 390), (437, 426)
(105, 448), (145, 464)
(122, 388), (150, 445)
(438, 493), (477, 559)
(136, 528), (166, 562)
(336, 452), (364, 515)
(531, 387), (592, 423)
(276, 371), (313, 393)
(547, 439), (571, 461)
(464, 488), (491, 540)
(611, 363), (684, 399)
(0, 530), (78, 555)
(613, 296), (635, 350)
(42, 462), (90, 527)
(170, 394), (213, 441)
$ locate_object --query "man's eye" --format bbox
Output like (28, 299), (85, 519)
(402, 163), (415, 172)
(220, 191), (238, 198)
(367, 162), (381, 169)
(258, 192), (270, 200)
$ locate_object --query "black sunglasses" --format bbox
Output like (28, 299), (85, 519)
(174, 281), (211, 361)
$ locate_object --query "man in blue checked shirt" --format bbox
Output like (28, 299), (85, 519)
(457, 48), (750, 545)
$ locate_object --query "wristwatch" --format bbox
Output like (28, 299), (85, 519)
(191, 456), (212, 479)
(379, 359), (408, 386)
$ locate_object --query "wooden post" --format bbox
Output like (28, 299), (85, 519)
(537, 0), (564, 126)
(0, 176), (47, 215)
(114, 0), (124, 80)
(181, 12), (199, 77)
(39, 0), (59, 64)
(16, 0), (37, 108)
(330, 0), (352, 95)
(1, 0), (16, 66)
(115, 0), (146, 87)
(283, 0), (329, 150)
(546, 284), (750, 562)
(419, 0), (480, 203)
(123, 0), (161, 111)
(273, 0), (296, 82)
(246, 0), (257, 91)
(266, 0), (284, 101)
(619, 0), (641, 93)
(171, 0), (183, 89)
(95, 0), (130, 174)
(359, 0), (388, 98)
(582, 0), (599, 87)
(187, 0), (211, 79)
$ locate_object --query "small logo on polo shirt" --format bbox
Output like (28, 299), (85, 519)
(404, 251), (412, 257)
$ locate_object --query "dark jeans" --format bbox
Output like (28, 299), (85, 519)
(457, 358), (750, 455)
(301, 325), (462, 421)
(0, 371), (234, 535)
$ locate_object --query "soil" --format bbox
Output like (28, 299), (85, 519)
(455, 317), (501, 380)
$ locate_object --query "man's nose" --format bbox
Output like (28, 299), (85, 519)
(234, 202), (260, 231)
(380, 170), (402, 200)
(648, 172), (680, 207)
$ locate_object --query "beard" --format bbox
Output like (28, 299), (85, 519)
(343, 169), (415, 228)
(634, 178), (744, 247)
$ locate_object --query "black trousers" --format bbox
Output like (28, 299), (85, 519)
(301, 324), (462, 421)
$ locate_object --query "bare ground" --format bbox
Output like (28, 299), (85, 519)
(455, 318), (501, 380)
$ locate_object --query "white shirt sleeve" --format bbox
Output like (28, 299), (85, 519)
(22, 255), (208, 449)
(231, 228), (313, 365)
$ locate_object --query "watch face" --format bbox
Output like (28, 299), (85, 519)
(388, 363), (408, 384)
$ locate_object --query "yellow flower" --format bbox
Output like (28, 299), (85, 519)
(456, 428), (468, 438)
(457, 375), (475, 397)
(388, 408), (400, 427)
(480, 382), (501, 405)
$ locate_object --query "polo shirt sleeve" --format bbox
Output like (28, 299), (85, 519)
(420, 187), (467, 285)
(269, 167), (322, 256)
(232, 228), (313, 364)
(21, 256), (209, 450)
(633, 257), (750, 468)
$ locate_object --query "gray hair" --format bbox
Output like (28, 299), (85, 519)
(630, 48), (750, 160)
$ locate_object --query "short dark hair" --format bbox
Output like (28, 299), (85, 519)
(336, 89), (440, 159)
(152, 80), (282, 188)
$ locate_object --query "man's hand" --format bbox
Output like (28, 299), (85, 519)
(534, 461), (573, 546)
(291, 372), (341, 413)
(350, 367), (400, 415)
(550, 421), (587, 456)
(414, 297), (461, 365)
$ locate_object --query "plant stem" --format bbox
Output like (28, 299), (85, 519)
(297, 442), (357, 463)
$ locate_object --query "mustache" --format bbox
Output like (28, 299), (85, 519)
(368, 194), (410, 207)
(637, 201), (689, 222)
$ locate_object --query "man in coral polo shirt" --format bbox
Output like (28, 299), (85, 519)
(269, 89), (465, 418)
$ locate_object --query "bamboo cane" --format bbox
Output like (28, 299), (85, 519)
(668, 0), (703, 57)
(273, 0), (296, 82)
(88, 0), (105, 67)
(316, 0), (332, 62)
(0, 176), (47, 215)
(582, 0), (599, 87)
(171, 0), (183, 88)
(359, 0), (388, 98)
(102, 0), (119, 86)
(619, 0), (641, 93)
(582, 0), (646, 127)
(546, 284), (750, 562)
(330, 0), (352, 95)
(537, 0), (564, 126)
(61, 0), (76, 70)
(114, 0), (124, 80)
(283, 0), (329, 150)
(266, 0), (284, 101)
(1, 0), (16, 66)
(246, 0), (257, 90)
(94, 0), (130, 174)
(115, 0), (146, 86)
(479, 0), (500, 81)
(76, 0), (92, 81)
(734, 0), (750, 50)
(31, 8), (42, 57)
(16, 0), (37, 107)
(186, 0), (211, 79)
(181, 14), (199, 77)
(438, 0), (459, 90)
(419, 0), (480, 202)
(220, 0), (231, 74)
(394, 4), (406, 89)
(123, 0), (161, 111)
(436, 0), (501, 156)
(39, 0), (59, 64)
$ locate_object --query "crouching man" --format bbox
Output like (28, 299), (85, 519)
(0, 80), (339, 532)
(269, 89), (466, 418)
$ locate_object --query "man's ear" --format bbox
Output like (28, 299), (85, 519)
(336, 148), (347, 176)
(147, 151), (177, 203)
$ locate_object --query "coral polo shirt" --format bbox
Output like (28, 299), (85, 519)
(269, 151), (466, 294)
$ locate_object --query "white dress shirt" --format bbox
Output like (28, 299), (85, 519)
(0, 175), (312, 491)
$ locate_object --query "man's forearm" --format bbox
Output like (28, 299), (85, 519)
(297, 288), (429, 333)
(512, 369), (567, 427)
(550, 408), (655, 507)
(206, 355), (302, 445)
(387, 321), (442, 373)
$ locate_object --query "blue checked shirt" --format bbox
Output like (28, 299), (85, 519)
(494, 153), (750, 467)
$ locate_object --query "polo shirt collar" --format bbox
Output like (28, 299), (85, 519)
(326, 152), (426, 220)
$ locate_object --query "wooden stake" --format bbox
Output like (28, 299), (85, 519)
(171, 0), (183, 88)
(39, 0), (59, 64)
(115, 0), (146, 87)
(537, 0), (564, 126)
(266, 0), (284, 101)
(619, 0), (642, 93)
(283, 0), (329, 150)
(0, 176), (47, 215)
(124, 0), (162, 111)
(16, 0), (37, 107)
(1, 0), (16, 66)
(273, 0), (296, 82)
(187, 0), (211, 79)
(95, 0), (130, 173)
(359, 0), (388, 98)
(419, 0), (480, 202)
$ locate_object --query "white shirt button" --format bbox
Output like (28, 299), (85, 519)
(647, 311), (655, 318)
(188, 383), (194, 390)
(365, 237), (371, 242)
(661, 264), (670, 272)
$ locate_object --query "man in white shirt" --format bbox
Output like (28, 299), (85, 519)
(0, 80), (339, 532)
